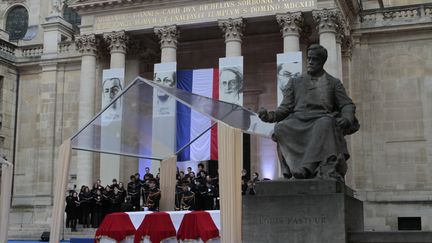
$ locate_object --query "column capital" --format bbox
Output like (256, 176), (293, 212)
(312, 8), (343, 34)
(103, 30), (129, 54)
(75, 34), (98, 56)
(154, 25), (180, 49)
(218, 17), (245, 43)
(276, 12), (304, 37)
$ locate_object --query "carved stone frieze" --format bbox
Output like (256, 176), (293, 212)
(276, 12), (304, 37)
(312, 9), (342, 34)
(75, 34), (98, 55)
(218, 18), (245, 42)
(360, 3), (432, 23)
(154, 25), (180, 49)
(127, 38), (160, 63)
(341, 36), (353, 58)
(103, 30), (129, 53)
(49, 0), (65, 17)
(336, 14), (348, 43)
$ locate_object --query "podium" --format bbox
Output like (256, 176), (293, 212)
(49, 76), (274, 243)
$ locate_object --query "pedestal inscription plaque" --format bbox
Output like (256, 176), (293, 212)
(242, 180), (364, 243)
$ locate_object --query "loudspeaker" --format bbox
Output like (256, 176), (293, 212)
(40, 231), (50, 241)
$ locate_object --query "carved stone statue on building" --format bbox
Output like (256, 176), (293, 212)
(258, 44), (359, 182)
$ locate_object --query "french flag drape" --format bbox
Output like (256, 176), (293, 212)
(176, 68), (219, 162)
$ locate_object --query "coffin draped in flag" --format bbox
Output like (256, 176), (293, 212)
(176, 68), (219, 162)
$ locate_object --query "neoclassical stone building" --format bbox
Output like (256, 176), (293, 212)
(0, 0), (431, 239)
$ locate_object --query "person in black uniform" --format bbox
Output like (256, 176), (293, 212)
(203, 178), (217, 210)
(144, 178), (161, 211)
(102, 185), (113, 216)
(176, 180), (195, 210)
(109, 187), (123, 213)
(80, 186), (92, 228)
(144, 167), (154, 178)
(111, 179), (119, 190)
(92, 190), (103, 228)
(65, 190), (74, 228)
(70, 191), (80, 232)
(127, 175), (141, 211)
(118, 182), (127, 202)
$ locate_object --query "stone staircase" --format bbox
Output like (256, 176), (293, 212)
(8, 224), (96, 241)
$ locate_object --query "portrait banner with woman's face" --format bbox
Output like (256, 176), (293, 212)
(102, 68), (125, 124)
(153, 62), (177, 117)
(219, 56), (244, 105)
(277, 52), (302, 105)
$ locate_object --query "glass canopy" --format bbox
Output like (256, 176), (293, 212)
(71, 77), (274, 161)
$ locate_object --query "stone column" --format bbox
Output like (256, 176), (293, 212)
(103, 31), (128, 69)
(153, 26), (179, 209)
(154, 25), (179, 63)
(75, 34), (98, 187)
(336, 17), (347, 80)
(218, 18), (244, 57)
(100, 31), (129, 184)
(312, 9), (342, 78)
(218, 17), (245, 243)
(120, 38), (143, 182)
(276, 12), (304, 52)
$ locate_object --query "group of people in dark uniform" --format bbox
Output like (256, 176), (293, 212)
(175, 164), (220, 211)
(65, 169), (161, 232)
(65, 164), (258, 231)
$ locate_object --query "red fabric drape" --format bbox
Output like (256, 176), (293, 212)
(134, 212), (176, 243)
(95, 212), (136, 243)
(177, 211), (219, 242)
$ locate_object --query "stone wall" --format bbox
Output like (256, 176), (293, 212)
(0, 63), (17, 161)
(350, 29), (432, 230)
(11, 61), (81, 227)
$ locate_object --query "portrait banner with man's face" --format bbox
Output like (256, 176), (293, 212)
(153, 62), (177, 117)
(102, 68), (125, 124)
(276, 52), (302, 105)
(219, 56), (244, 105)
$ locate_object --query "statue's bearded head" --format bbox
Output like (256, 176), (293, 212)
(307, 44), (327, 76)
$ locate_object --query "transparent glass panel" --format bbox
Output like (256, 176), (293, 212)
(143, 77), (274, 138)
(71, 77), (272, 160)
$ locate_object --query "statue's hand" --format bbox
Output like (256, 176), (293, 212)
(257, 107), (270, 122)
(336, 117), (350, 130)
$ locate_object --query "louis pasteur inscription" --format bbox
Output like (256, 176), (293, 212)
(252, 216), (327, 225)
(94, 0), (316, 31)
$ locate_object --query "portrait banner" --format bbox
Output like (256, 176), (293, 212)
(102, 68), (125, 125)
(219, 56), (244, 105)
(153, 62), (177, 117)
(100, 68), (124, 185)
(276, 52), (302, 105)
(151, 62), (178, 174)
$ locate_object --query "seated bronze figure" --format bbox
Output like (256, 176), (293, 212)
(258, 44), (359, 182)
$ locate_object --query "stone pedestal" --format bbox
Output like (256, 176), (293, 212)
(243, 180), (364, 243)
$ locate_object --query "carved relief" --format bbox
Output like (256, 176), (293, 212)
(127, 38), (160, 63)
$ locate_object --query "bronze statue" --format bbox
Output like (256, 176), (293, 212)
(258, 44), (359, 182)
